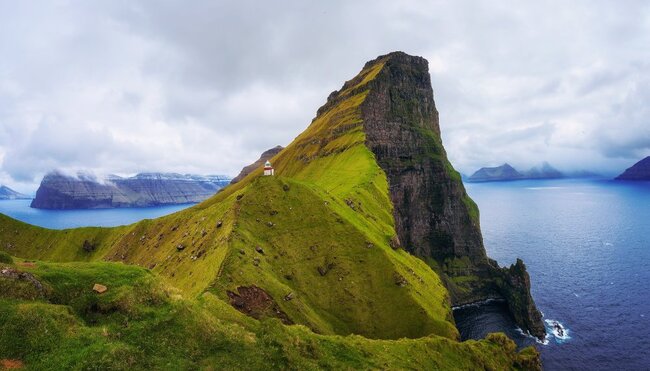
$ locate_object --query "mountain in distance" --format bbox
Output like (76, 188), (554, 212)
(468, 161), (565, 182)
(0, 52), (542, 369)
(615, 156), (650, 180)
(523, 162), (564, 179)
(0, 185), (30, 200)
(230, 145), (284, 184)
(30, 171), (232, 209)
(467, 163), (523, 182)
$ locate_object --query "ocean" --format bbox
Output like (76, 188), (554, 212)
(457, 178), (650, 370)
(0, 199), (191, 229)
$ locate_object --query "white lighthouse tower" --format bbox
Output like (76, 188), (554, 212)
(263, 160), (274, 176)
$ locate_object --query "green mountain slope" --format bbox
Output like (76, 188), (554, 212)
(0, 52), (542, 369)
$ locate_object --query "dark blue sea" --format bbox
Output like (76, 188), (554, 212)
(456, 178), (650, 370)
(0, 199), (190, 229)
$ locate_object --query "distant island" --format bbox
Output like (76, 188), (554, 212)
(0, 185), (30, 200)
(30, 171), (232, 209)
(615, 156), (650, 180)
(467, 162), (564, 182)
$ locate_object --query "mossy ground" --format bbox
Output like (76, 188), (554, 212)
(0, 57), (539, 369)
(0, 259), (539, 370)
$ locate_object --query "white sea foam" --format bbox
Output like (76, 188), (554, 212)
(515, 327), (550, 345)
(545, 319), (571, 342)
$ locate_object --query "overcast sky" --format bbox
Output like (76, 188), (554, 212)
(1, 1), (649, 192)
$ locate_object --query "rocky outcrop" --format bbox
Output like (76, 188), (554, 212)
(0, 186), (29, 200)
(468, 164), (523, 182)
(31, 171), (231, 209)
(615, 156), (650, 180)
(351, 52), (544, 339)
(494, 259), (546, 338)
(230, 146), (284, 184)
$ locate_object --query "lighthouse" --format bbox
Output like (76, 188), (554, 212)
(263, 160), (275, 176)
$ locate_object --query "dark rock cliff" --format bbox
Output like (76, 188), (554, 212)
(615, 156), (650, 180)
(31, 172), (231, 209)
(360, 53), (486, 263)
(356, 52), (546, 339)
(230, 145), (284, 184)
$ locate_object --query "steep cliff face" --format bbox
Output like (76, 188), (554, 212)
(31, 171), (231, 209)
(615, 156), (650, 180)
(352, 52), (544, 339)
(230, 145), (284, 184)
(359, 53), (485, 263)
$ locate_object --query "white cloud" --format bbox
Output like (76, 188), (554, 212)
(0, 0), (649, 192)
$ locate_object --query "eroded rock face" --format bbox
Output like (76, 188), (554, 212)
(360, 52), (485, 263)
(226, 285), (292, 325)
(230, 146), (284, 184)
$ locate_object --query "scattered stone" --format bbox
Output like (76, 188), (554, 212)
(317, 262), (335, 276)
(284, 292), (294, 301)
(171, 225), (178, 231)
(148, 263), (157, 269)
(393, 272), (408, 287)
(255, 246), (265, 254)
(239, 249), (246, 255)
(267, 222), (274, 227)
(366, 242), (374, 249)
(269, 210), (278, 216)
(389, 235), (401, 250)
(282, 184), (290, 192)
(176, 244), (186, 251)
(93, 283), (108, 294)
(216, 220), (223, 228)
(284, 274), (293, 281)
(252, 257), (261, 266)
(236, 194), (244, 200)
(201, 229), (207, 237)
(344, 198), (356, 210)
(82, 240), (96, 253)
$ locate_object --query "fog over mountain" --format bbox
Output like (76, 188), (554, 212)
(1, 1), (649, 193)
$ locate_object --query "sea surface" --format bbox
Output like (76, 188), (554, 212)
(456, 178), (650, 370)
(0, 199), (191, 229)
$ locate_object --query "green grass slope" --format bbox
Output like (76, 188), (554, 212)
(0, 258), (540, 370)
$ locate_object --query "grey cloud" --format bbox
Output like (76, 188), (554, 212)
(1, 0), (650, 191)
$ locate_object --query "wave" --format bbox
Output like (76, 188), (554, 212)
(545, 319), (571, 343)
